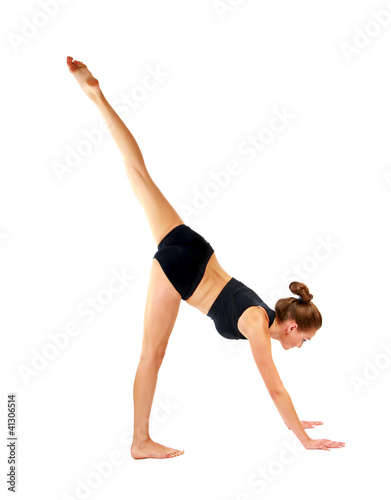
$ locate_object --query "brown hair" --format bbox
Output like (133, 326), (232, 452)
(274, 281), (322, 331)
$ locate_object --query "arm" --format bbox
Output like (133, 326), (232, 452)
(243, 316), (310, 446)
(246, 324), (345, 451)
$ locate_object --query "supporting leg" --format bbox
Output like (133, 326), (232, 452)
(132, 356), (162, 444)
(130, 259), (184, 459)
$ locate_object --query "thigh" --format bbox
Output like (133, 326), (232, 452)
(140, 258), (182, 361)
(126, 165), (185, 246)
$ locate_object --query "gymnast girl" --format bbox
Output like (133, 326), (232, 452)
(67, 57), (345, 459)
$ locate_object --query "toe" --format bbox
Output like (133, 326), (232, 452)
(66, 57), (77, 70)
(67, 58), (79, 72)
(171, 450), (183, 458)
(67, 57), (86, 72)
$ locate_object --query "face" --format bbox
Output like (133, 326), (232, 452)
(278, 321), (317, 350)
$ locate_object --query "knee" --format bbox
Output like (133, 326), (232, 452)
(139, 348), (166, 367)
(125, 161), (146, 180)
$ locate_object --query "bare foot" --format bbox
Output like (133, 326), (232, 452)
(131, 438), (184, 460)
(66, 56), (101, 99)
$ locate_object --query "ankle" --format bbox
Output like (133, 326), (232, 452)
(132, 432), (151, 447)
(88, 88), (103, 103)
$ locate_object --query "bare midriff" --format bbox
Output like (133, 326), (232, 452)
(184, 253), (232, 315)
(185, 253), (271, 334)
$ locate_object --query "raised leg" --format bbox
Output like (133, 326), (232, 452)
(131, 259), (184, 459)
(66, 56), (185, 246)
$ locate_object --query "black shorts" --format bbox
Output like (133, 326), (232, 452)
(153, 224), (214, 300)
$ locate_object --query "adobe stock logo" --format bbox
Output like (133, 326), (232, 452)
(7, 0), (72, 54)
(60, 396), (180, 499)
(52, 65), (168, 182)
(0, 231), (8, 247)
(349, 340), (391, 395)
(280, 235), (340, 283)
(340, 1), (391, 64)
(179, 106), (295, 221)
(234, 436), (305, 499)
(17, 267), (134, 386)
(384, 169), (391, 190)
(212, 0), (247, 21)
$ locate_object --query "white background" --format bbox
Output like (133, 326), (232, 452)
(1, 0), (391, 498)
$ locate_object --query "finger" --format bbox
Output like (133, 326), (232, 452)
(301, 422), (315, 428)
(328, 442), (344, 448)
(302, 421), (319, 428)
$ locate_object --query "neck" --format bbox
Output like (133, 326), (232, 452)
(269, 318), (279, 341)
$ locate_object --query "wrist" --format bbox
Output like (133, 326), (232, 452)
(289, 422), (310, 445)
(299, 434), (311, 446)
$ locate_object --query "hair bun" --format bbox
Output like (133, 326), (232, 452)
(289, 281), (313, 303)
(299, 293), (313, 304)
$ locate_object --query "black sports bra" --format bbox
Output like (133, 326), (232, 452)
(207, 277), (275, 340)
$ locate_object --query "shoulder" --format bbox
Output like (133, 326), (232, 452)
(237, 306), (270, 340)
